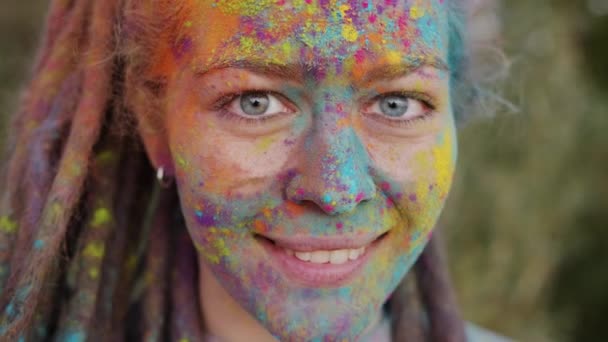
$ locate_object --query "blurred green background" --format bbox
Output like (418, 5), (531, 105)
(1, 1), (607, 341)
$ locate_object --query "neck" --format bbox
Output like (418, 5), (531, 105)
(198, 261), (277, 342)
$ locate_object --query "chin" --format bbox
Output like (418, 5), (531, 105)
(208, 242), (419, 341)
(265, 245), (426, 340)
(259, 294), (381, 341)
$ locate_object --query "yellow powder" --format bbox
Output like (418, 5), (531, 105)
(213, 0), (276, 16)
(281, 41), (294, 58)
(432, 131), (456, 198)
(91, 207), (111, 227)
(386, 50), (402, 64)
(339, 4), (351, 17)
(342, 24), (359, 42)
(84, 242), (105, 259)
(89, 268), (100, 279)
(176, 155), (188, 168)
(126, 254), (138, 271)
(95, 150), (115, 164)
(0, 216), (17, 234)
(256, 135), (276, 152)
(409, 6), (425, 20)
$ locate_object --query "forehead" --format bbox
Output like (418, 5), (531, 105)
(179, 0), (449, 72)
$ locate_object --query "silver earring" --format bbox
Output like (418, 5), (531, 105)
(156, 167), (172, 187)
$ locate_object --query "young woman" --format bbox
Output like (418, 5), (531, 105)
(0, 0), (503, 340)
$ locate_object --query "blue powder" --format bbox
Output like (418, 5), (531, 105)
(34, 239), (44, 250)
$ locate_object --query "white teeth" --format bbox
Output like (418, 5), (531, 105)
(287, 247), (367, 264)
(294, 251), (311, 261)
(310, 250), (330, 263)
(329, 249), (349, 264)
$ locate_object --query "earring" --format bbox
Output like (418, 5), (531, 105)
(156, 167), (173, 188)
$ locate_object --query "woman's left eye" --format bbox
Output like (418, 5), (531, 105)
(227, 92), (293, 119)
(364, 93), (434, 123)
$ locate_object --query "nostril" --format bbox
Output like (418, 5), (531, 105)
(355, 192), (367, 203)
(319, 197), (361, 215)
(321, 203), (338, 214)
(285, 172), (376, 215)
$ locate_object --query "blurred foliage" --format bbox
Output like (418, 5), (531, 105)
(442, 1), (608, 341)
(1, 1), (607, 342)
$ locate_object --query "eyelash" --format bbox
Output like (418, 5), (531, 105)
(363, 91), (437, 128)
(210, 90), (437, 127)
(211, 89), (293, 125)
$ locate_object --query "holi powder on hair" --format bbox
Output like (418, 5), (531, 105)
(90, 208), (111, 227)
(0, 216), (17, 234)
(83, 242), (105, 259)
(33, 240), (45, 250)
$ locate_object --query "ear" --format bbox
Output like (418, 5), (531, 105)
(127, 76), (175, 177)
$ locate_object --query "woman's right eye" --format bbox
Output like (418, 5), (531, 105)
(226, 92), (294, 119)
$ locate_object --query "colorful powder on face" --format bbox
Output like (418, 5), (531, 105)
(163, 0), (454, 339)
(410, 5), (426, 20)
(341, 23), (359, 42)
(212, 0), (277, 16)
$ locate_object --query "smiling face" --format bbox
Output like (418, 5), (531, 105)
(144, 0), (456, 340)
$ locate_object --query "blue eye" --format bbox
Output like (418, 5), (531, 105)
(228, 91), (292, 119)
(240, 93), (270, 116)
(379, 95), (409, 117)
(364, 92), (433, 125)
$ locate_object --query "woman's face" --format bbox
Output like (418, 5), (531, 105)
(159, 0), (455, 339)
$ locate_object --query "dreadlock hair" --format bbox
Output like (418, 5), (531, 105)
(0, 0), (474, 340)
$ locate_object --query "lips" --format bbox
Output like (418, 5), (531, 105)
(255, 231), (388, 287)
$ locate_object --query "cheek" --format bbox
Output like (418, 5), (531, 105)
(168, 110), (300, 196)
(365, 133), (455, 185)
(409, 129), (457, 238)
(365, 126), (456, 218)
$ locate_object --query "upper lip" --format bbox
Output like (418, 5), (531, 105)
(256, 231), (388, 252)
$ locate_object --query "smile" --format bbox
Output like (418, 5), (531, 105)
(286, 247), (367, 264)
(255, 231), (388, 287)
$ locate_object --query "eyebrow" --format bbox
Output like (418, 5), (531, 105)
(194, 57), (449, 83)
(361, 57), (450, 84)
(194, 59), (305, 81)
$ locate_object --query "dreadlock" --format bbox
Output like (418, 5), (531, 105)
(0, 0), (471, 340)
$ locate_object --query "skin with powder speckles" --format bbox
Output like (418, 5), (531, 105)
(141, 0), (456, 340)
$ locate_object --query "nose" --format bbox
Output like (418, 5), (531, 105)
(285, 120), (376, 215)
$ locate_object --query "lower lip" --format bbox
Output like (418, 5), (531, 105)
(257, 235), (386, 288)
